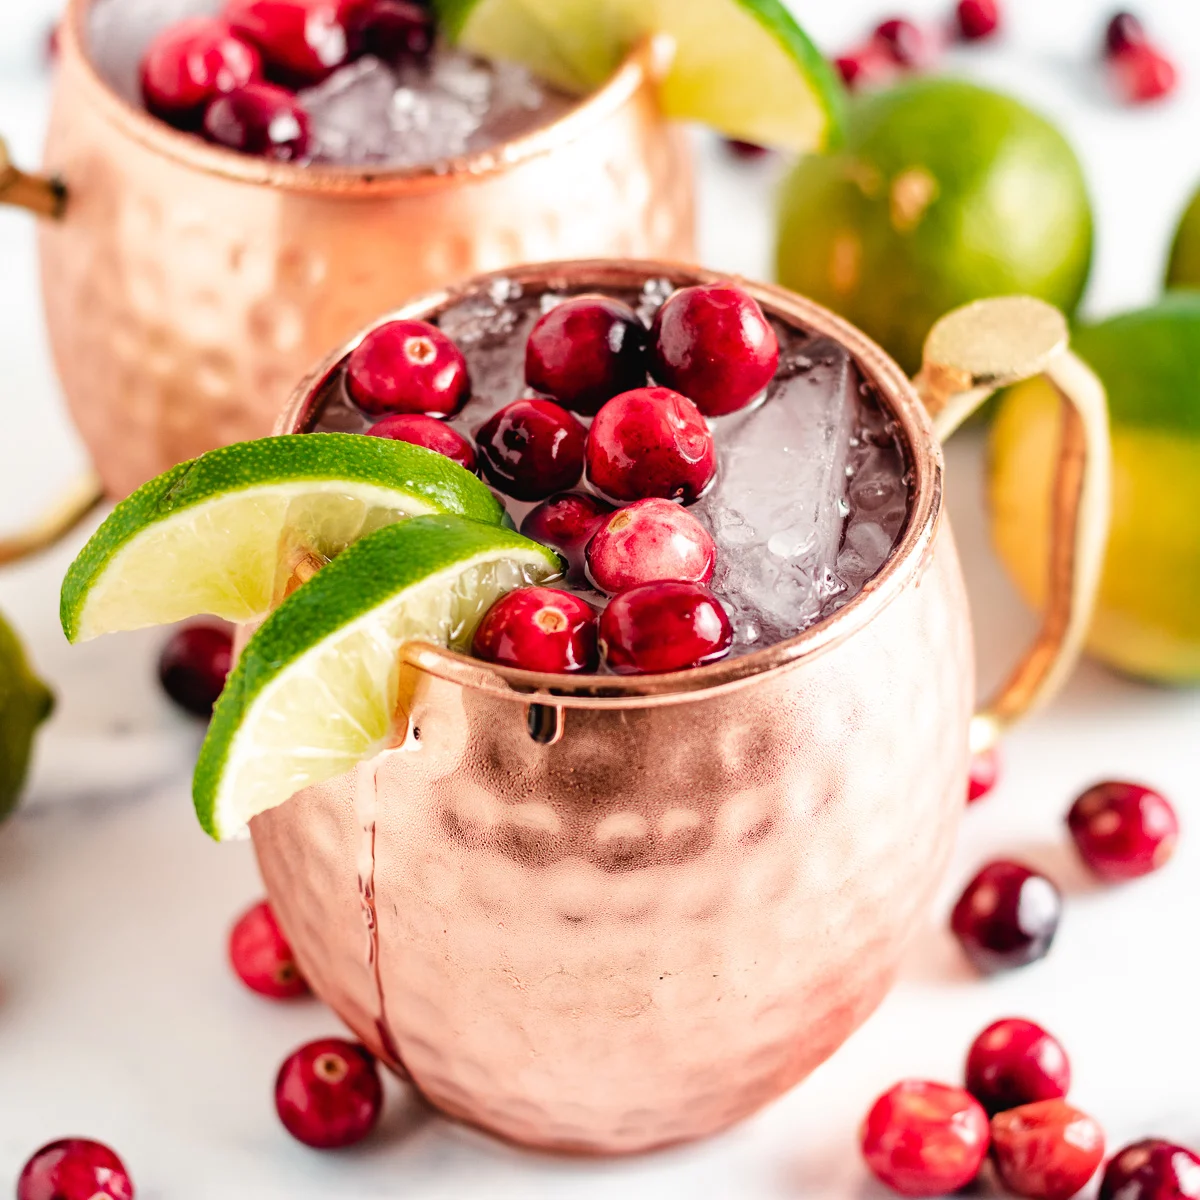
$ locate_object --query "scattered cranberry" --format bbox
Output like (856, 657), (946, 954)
(968, 745), (1001, 804)
(990, 1101), (1105, 1200)
(229, 899), (309, 999)
(520, 491), (612, 579)
(599, 581), (732, 675)
(347, 320), (470, 418)
(874, 18), (927, 67)
(957, 0), (1001, 41)
(725, 139), (772, 159)
(1067, 780), (1179, 881)
(525, 295), (648, 415)
(472, 587), (598, 673)
(965, 1018), (1071, 1116)
(586, 387), (716, 504)
(1111, 44), (1178, 104)
(834, 43), (895, 90)
(17, 1139), (134, 1200)
(650, 284), (779, 417)
(950, 860), (1062, 974)
(158, 622), (233, 717)
(1105, 12), (1148, 58)
(860, 1080), (990, 1197)
(202, 82), (311, 161)
(365, 413), (477, 472)
(586, 498), (716, 595)
(475, 398), (586, 501)
(1099, 1140), (1200, 1200)
(225, 0), (354, 86)
(275, 1038), (383, 1149)
(347, 0), (434, 64)
(140, 17), (261, 128)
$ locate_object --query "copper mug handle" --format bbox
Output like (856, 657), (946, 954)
(913, 296), (1111, 754)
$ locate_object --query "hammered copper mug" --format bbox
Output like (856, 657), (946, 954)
(247, 261), (1110, 1156)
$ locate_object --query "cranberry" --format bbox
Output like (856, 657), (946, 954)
(475, 398), (586, 502)
(599, 581), (732, 675)
(835, 44), (894, 90)
(956, 0), (1001, 40)
(140, 17), (261, 128)
(202, 82), (311, 161)
(229, 899), (309, 999)
(991, 1101), (1105, 1200)
(965, 1018), (1071, 1116)
(586, 498), (716, 595)
(275, 1038), (383, 1149)
(950, 860), (1061, 974)
(874, 18), (928, 67)
(520, 491), (612, 579)
(968, 745), (1001, 804)
(860, 1080), (990, 1197)
(1067, 780), (1179, 881)
(725, 139), (772, 159)
(525, 295), (648, 415)
(1105, 12), (1148, 58)
(365, 413), (477, 472)
(17, 1139), (134, 1200)
(1099, 1140), (1200, 1200)
(347, 320), (470, 418)
(586, 387), (716, 504)
(472, 587), (598, 673)
(158, 622), (233, 717)
(650, 284), (779, 417)
(225, 0), (354, 85)
(1112, 44), (1178, 103)
(347, 0), (434, 64)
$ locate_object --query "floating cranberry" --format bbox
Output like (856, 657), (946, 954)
(586, 387), (716, 504)
(860, 1080), (990, 1197)
(650, 284), (779, 417)
(966, 1018), (1071, 1116)
(950, 860), (1061, 974)
(229, 899), (309, 999)
(599, 581), (732, 675)
(1105, 12), (1148, 58)
(586, 498), (716, 595)
(1099, 1140), (1200, 1200)
(968, 745), (1001, 804)
(275, 1038), (383, 1149)
(472, 587), (598, 674)
(991, 1101), (1105, 1200)
(225, 0), (353, 85)
(520, 491), (612, 579)
(366, 413), (477, 472)
(347, 0), (434, 64)
(957, 0), (1001, 40)
(158, 622), (233, 717)
(17, 1139), (134, 1200)
(347, 320), (470, 418)
(1067, 780), (1179, 881)
(525, 295), (648, 415)
(140, 17), (261, 128)
(874, 18), (927, 67)
(475, 398), (586, 501)
(1112, 44), (1178, 103)
(202, 82), (311, 161)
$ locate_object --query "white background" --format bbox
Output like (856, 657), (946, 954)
(1, 1), (1198, 1197)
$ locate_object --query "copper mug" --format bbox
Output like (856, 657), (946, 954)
(248, 261), (1110, 1155)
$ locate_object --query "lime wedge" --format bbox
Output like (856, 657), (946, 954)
(61, 434), (505, 643)
(436, 0), (845, 152)
(194, 515), (562, 840)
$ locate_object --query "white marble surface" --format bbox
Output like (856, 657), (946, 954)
(1, 1), (1199, 1196)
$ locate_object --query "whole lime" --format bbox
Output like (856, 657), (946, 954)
(776, 78), (1093, 375)
(989, 293), (1200, 684)
(0, 612), (53, 820)
(1165, 185), (1200, 287)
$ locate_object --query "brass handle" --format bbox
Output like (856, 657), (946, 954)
(0, 136), (66, 218)
(0, 472), (106, 567)
(913, 297), (1111, 754)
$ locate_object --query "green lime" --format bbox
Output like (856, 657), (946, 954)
(1165, 185), (1200, 288)
(194, 515), (562, 840)
(61, 434), (504, 643)
(435, 0), (845, 152)
(0, 612), (54, 821)
(989, 293), (1200, 684)
(776, 78), (1093, 375)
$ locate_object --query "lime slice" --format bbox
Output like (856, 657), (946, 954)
(194, 515), (562, 840)
(436, 0), (845, 152)
(61, 434), (505, 643)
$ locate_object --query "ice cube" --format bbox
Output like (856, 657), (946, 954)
(300, 58), (399, 164)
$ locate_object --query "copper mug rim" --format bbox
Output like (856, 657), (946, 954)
(275, 258), (945, 709)
(59, 0), (670, 197)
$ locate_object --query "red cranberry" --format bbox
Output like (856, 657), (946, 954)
(229, 899), (309, 999)
(225, 0), (354, 85)
(599, 581), (732, 675)
(158, 622), (233, 717)
(366, 413), (477, 472)
(202, 82), (311, 161)
(17, 1139), (134, 1200)
(650, 284), (779, 417)
(275, 1038), (383, 1149)
(347, 0), (434, 64)
(835, 43), (895, 90)
(950, 860), (1061, 974)
(1105, 12), (1148, 58)
(140, 18), (261, 128)
(968, 745), (1001, 804)
(860, 1080), (990, 1197)
(991, 1101), (1105, 1200)
(966, 1018), (1071, 1116)
(1067, 780), (1179, 881)
(472, 587), (598, 674)
(347, 320), (470, 418)
(586, 387), (716, 504)
(475, 398), (586, 502)
(725, 139), (771, 159)
(1099, 1140), (1200, 1200)
(874, 18), (928, 67)
(957, 0), (1001, 40)
(586, 498), (716, 595)
(520, 491), (613, 579)
(1112, 44), (1178, 103)
(525, 295), (648, 415)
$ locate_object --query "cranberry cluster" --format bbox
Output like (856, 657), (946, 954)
(138, 0), (435, 160)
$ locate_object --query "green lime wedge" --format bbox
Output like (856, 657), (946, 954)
(61, 434), (505, 643)
(435, 0), (844, 152)
(194, 515), (562, 840)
